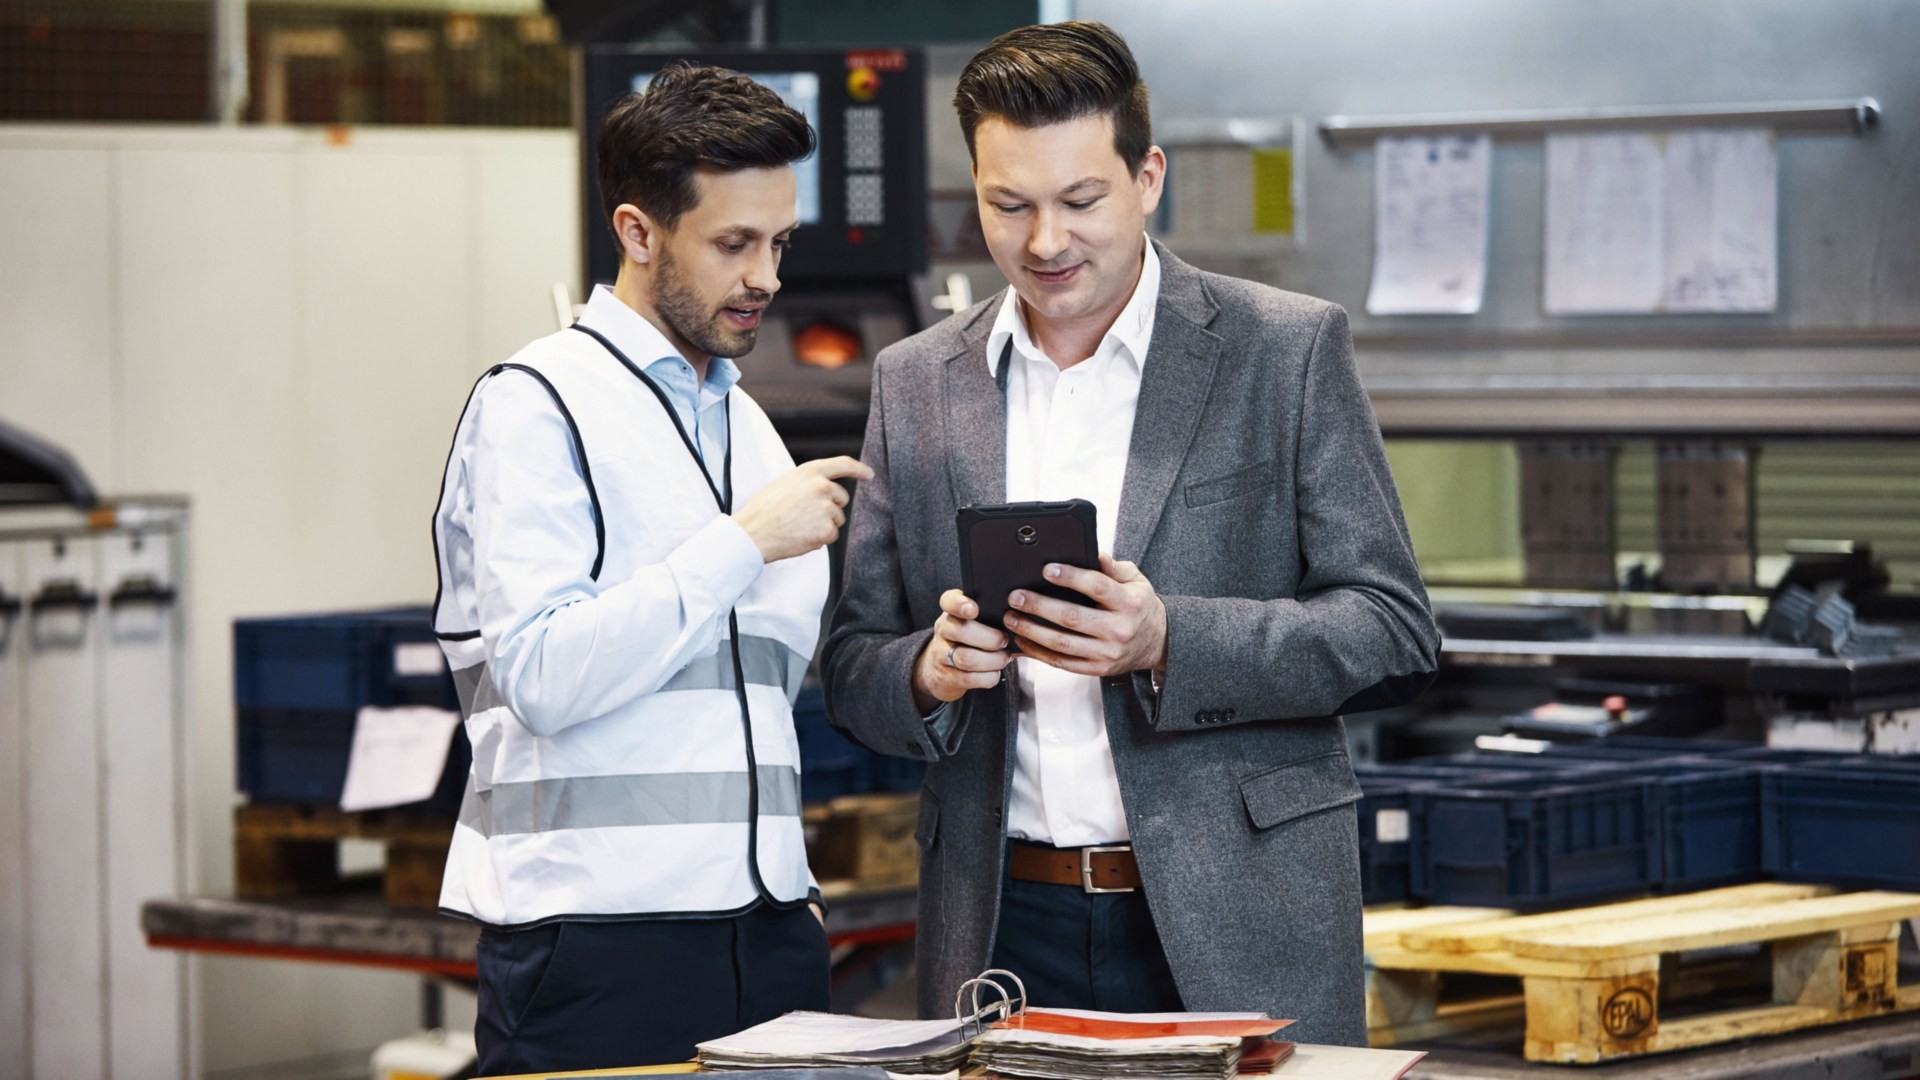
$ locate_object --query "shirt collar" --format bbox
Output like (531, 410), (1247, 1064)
(579, 283), (742, 402)
(988, 235), (1161, 378)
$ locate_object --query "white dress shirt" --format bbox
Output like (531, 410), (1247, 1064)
(987, 237), (1161, 847)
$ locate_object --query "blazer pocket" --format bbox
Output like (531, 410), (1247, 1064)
(1184, 460), (1275, 508)
(1239, 750), (1363, 831)
(914, 787), (942, 850)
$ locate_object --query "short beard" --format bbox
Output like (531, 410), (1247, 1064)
(652, 246), (762, 360)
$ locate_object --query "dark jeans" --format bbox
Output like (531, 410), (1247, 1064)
(987, 844), (1185, 1013)
(474, 902), (829, 1076)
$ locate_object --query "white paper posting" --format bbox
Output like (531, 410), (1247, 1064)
(338, 705), (462, 812)
(392, 641), (448, 677)
(1661, 128), (1777, 311)
(1544, 132), (1666, 313)
(1375, 808), (1411, 844)
(1545, 128), (1776, 314)
(1366, 134), (1492, 315)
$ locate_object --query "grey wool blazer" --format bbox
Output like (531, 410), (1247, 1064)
(819, 242), (1440, 1045)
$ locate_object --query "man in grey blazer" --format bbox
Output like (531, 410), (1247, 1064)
(821, 22), (1438, 1045)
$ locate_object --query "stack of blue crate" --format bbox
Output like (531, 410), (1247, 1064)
(1377, 740), (1920, 911)
(233, 607), (469, 813)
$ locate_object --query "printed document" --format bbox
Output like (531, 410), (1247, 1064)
(1367, 134), (1492, 315)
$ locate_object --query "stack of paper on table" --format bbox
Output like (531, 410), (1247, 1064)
(972, 1009), (1289, 1080)
(694, 1012), (971, 1074)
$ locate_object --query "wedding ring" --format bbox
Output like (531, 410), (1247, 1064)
(946, 645), (958, 668)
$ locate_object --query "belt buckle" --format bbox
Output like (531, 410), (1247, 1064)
(1080, 844), (1135, 894)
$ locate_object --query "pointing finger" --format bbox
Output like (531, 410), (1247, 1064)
(807, 455), (873, 482)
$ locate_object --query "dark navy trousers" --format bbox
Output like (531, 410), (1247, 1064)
(473, 902), (830, 1075)
(987, 844), (1186, 1013)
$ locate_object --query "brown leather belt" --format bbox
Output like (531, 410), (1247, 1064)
(1009, 840), (1141, 893)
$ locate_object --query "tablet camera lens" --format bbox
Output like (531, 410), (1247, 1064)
(1017, 525), (1037, 545)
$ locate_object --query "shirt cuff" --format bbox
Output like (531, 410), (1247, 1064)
(665, 514), (764, 613)
(924, 698), (967, 756)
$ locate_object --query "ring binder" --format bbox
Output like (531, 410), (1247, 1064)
(953, 968), (1027, 1039)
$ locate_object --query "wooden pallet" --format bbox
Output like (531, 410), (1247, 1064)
(234, 804), (454, 909)
(1365, 904), (1524, 1046)
(1365, 882), (1920, 1063)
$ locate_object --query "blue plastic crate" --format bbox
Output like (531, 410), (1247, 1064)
(235, 607), (458, 713)
(1577, 759), (1765, 890)
(1762, 761), (1920, 890)
(236, 706), (470, 812)
(1410, 771), (1659, 908)
(1353, 764), (1506, 906)
(1356, 783), (1411, 905)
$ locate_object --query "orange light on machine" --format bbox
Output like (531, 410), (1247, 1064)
(846, 66), (881, 102)
(792, 318), (864, 369)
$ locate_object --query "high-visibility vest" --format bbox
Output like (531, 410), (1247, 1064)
(430, 317), (827, 928)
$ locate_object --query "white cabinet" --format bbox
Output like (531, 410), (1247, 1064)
(0, 504), (190, 1079)
(0, 539), (28, 1080)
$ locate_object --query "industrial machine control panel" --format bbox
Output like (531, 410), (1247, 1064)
(579, 45), (930, 454)
(581, 45), (926, 287)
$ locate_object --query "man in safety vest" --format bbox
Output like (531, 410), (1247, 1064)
(430, 62), (870, 1074)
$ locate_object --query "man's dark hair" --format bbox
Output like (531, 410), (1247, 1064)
(953, 21), (1151, 175)
(596, 62), (815, 236)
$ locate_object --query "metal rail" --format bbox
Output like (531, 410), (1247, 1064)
(1320, 97), (1880, 148)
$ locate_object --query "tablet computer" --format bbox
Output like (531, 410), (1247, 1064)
(956, 499), (1100, 634)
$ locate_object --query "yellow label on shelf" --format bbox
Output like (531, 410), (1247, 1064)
(1251, 147), (1294, 235)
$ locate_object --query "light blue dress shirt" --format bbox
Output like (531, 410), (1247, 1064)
(584, 284), (742, 492)
(642, 349), (741, 482)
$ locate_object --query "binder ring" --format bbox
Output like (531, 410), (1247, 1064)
(953, 969), (1027, 1039)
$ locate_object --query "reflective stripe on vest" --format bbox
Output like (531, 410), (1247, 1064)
(458, 765), (802, 836)
(448, 634), (806, 718)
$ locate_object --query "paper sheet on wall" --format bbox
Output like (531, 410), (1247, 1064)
(1661, 128), (1778, 311)
(1543, 132), (1665, 313)
(1366, 134), (1491, 315)
(338, 705), (462, 812)
(1545, 128), (1776, 313)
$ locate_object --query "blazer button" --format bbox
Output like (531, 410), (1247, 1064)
(1226, 709), (1237, 721)
(1193, 710), (1207, 724)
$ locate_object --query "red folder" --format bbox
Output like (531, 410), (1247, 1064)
(1238, 1040), (1296, 1074)
(995, 1010), (1292, 1040)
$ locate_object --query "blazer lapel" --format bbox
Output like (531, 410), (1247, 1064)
(1113, 245), (1222, 563)
(943, 294), (1008, 510)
